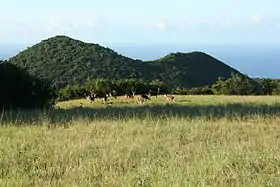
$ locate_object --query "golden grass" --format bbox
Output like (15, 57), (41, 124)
(1, 95), (280, 186)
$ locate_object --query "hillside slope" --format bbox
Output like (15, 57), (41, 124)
(9, 36), (149, 87)
(147, 52), (243, 88)
(9, 35), (245, 88)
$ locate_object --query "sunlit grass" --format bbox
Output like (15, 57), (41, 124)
(1, 95), (280, 186)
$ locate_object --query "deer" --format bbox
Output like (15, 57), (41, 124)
(92, 91), (108, 102)
(84, 91), (95, 103)
(148, 89), (152, 98)
(156, 87), (160, 98)
(140, 94), (151, 101)
(148, 87), (160, 98)
(109, 90), (117, 99)
(125, 90), (136, 99)
(164, 94), (175, 102)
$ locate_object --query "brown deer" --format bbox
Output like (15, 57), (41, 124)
(125, 90), (136, 99)
(92, 91), (108, 102)
(84, 91), (95, 103)
(164, 94), (174, 102)
(148, 87), (160, 98)
(109, 90), (117, 99)
(140, 94), (151, 101)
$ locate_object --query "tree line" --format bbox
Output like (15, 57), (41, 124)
(1, 59), (280, 110)
(56, 73), (280, 102)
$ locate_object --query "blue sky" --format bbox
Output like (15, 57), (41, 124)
(1, 0), (280, 46)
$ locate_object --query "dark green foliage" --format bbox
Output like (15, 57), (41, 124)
(171, 86), (214, 95)
(9, 35), (245, 89)
(0, 60), (56, 109)
(56, 76), (280, 101)
(253, 78), (280, 95)
(56, 78), (169, 101)
(148, 52), (243, 88)
(272, 86), (280, 95)
(9, 36), (148, 89)
(211, 73), (262, 95)
(187, 86), (214, 95)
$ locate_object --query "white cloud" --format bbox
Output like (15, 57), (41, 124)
(220, 20), (232, 27)
(156, 15), (280, 30)
(155, 22), (166, 30)
(176, 16), (226, 29)
(248, 16), (262, 24)
(0, 15), (106, 44)
(69, 16), (98, 30)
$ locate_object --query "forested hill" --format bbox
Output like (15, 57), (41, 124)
(9, 36), (149, 87)
(147, 52), (243, 88)
(9, 35), (246, 89)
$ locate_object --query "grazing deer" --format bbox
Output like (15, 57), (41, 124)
(164, 94), (174, 102)
(140, 94), (151, 101)
(109, 90), (117, 99)
(84, 92), (95, 102)
(92, 91), (108, 102)
(125, 90), (136, 99)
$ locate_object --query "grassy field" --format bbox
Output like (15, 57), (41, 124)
(1, 95), (280, 186)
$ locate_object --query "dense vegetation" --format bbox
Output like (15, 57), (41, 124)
(9, 35), (244, 89)
(55, 73), (280, 101)
(4, 35), (280, 104)
(0, 60), (55, 109)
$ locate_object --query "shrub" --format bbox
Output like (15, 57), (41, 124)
(212, 73), (261, 95)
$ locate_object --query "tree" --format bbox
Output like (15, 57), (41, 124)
(254, 78), (279, 95)
(212, 73), (260, 95)
(0, 60), (56, 109)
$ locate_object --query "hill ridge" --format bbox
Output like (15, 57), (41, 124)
(9, 35), (245, 89)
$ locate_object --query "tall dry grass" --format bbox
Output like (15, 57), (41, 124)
(0, 95), (280, 186)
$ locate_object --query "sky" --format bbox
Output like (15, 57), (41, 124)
(1, 0), (280, 46)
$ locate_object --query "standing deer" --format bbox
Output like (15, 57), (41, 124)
(140, 94), (151, 101)
(92, 91), (108, 102)
(84, 92), (95, 103)
(164, 94), (175, 102)
(109, 90), (117, 99)
(148, 89), (152, 98)
(156, 87), (160, 98)
(148, 87), (160, 98)
(125, 90), (136, 99)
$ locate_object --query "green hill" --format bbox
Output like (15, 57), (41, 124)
(9, 35), (245, 89)
(148, 52), (243, 88)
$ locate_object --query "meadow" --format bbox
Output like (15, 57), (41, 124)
(1, 95), (280, 186)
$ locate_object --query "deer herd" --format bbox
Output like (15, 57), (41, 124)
(83, 88), (175, 105)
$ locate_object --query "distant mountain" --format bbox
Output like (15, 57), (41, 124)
(9, 35), (245, 89)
